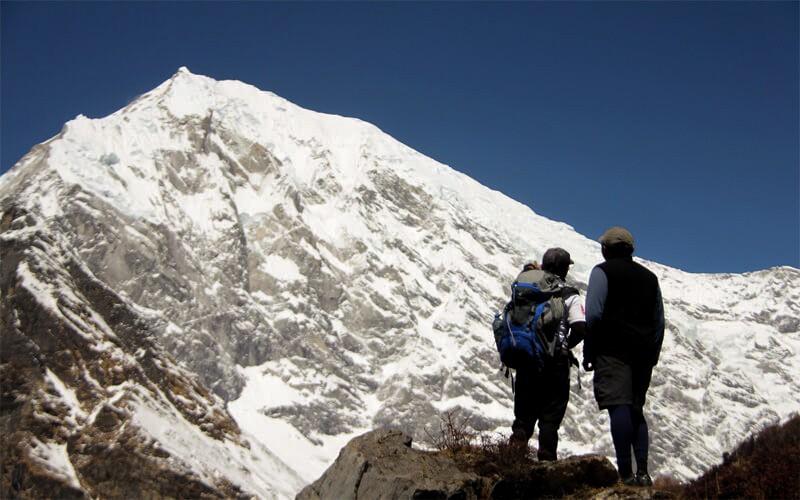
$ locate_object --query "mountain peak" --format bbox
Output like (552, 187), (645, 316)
(1, 70), (798, 498)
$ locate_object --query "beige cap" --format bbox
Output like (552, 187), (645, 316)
(599, 226), (634, 247)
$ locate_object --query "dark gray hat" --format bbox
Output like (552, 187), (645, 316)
(542, 248), (573, 273)
(599, 226), (634, 247)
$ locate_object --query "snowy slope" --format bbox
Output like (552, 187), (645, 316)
(0, 207), (305, 498)
(1, 68), (798, 496)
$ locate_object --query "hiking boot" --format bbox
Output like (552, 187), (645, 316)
(537, 448), (557, 461)
(509, 427), (528, 444)
(620, 474), (638, 487)
(508, 428), (528, 454)
(636, 472), (653, 487)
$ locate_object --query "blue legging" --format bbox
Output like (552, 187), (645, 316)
(608, 404), (649, 477)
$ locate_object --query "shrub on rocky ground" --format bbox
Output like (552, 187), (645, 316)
(426, 411), (618, 498)
(427, 411), (534, 479)
(427, 411), (800, 499)
(681, 413), (799, 500)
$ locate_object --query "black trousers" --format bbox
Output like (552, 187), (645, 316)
(512, 355), (570, 459)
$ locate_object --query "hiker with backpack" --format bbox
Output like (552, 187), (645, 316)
(494, 248), (586, 461)
(583, 227), (665, 487)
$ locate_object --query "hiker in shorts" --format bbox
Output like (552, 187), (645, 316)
(510, 248), (586, 461)
(583, 227), (665, 487)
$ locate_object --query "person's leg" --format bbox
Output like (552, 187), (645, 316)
(594, 357), (639, 480)
(631, 405), (649, 475)
(631, 364), (654, 483)
(537, 358), (570, 460)
(512, 366), (538, 442)
(607, 404), (634, 479)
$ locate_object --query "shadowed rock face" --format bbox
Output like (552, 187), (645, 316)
(490, 455), (619, 499)
(296, 429), (622, 500)
(0, 206), (253, 499)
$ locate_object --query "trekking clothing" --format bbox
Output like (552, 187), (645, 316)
(585, 240), (664, 481)
(557, 293), (585, 352)
(592, 355), (653, 409)
(636, 472), (654, 487)
(511, 268), (585, 460)
(542, 247), (574, 279)
(599, 226), (634, 247)
(584, 258), (664, 366)
(608, 404), (649, 478)
(513, 354), (570, 460)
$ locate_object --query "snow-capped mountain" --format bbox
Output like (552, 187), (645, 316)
(2, 68), (798, 497)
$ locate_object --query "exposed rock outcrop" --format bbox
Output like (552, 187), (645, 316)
(297, 429), (486, 499)
(491, 454), (619, 499)
(296, 429), (623, 500)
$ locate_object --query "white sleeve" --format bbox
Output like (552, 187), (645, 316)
(565, 294), (586, 324)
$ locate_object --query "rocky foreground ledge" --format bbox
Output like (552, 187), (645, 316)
(297, 429), (669, 499)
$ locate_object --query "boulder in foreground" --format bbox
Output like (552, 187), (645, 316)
(296, 429), (621, 499)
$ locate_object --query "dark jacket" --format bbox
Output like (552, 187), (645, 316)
(584, 256), (664, 366)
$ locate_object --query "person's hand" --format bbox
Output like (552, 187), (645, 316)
(582, 358), (594, 371)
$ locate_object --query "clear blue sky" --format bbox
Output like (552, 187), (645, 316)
(2, 1), (798, 274)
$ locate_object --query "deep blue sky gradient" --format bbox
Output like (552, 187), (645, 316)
(2, 1), (798, 273)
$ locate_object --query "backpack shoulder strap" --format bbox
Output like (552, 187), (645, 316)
(560, 286), (580, 300)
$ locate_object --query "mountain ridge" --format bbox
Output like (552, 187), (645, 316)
(2, 68), (798, 497)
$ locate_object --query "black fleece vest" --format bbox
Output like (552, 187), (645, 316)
(596, 257), (660, 361)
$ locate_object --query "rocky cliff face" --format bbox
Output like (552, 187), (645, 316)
(0, 206), (304, 498)
(1, 68), (798, 496)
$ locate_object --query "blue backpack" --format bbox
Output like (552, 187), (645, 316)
(492, 269), (575, 371)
